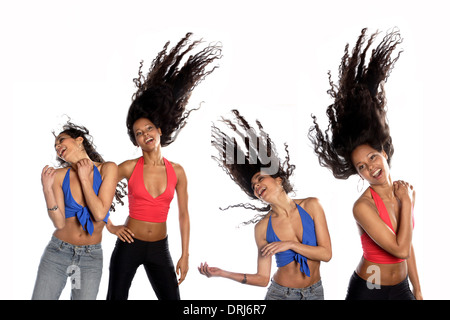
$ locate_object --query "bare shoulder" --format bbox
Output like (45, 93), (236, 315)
(52, 167), (69, 186)
(54, 166), (69, 174)
(98, 161), (118, 173)
(295, 197), (323, 218)
(255, 213), (270, 230)
(169, 160), (184, 172)
(119, 158), (139, 168)
(54, 166), (69, 178)
(297, 197), (321, 208)
(254, 214), (270, 241)
(118, 158), (140, 180)
(169, 161), (186, 179)
(352, 190), (376, 219)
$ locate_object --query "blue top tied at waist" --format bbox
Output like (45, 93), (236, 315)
(266, 203), (317, 277)
(62, 165), (109, 235)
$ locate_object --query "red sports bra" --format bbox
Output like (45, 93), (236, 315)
(128, 157), (177, 223)
(360, 187), (414, 264)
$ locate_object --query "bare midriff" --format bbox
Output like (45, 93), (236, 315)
(356, 256), (408, 286)
(125, 216), (167, 242)
(53, 217), (104, 246)
(273, 259), (321, 288)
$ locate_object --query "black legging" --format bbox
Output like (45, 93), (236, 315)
(106, 236), (180, 300)
(345, 272), (415, 300)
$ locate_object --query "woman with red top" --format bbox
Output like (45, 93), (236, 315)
(309, 28), (422, 300)
(106, 33), (222, 300)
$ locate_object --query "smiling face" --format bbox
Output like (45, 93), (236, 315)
(133, 117), (162, 151)
(54, 133), (83, 163)
(250, 171), (284, 202)
(351, 144), (390, 185)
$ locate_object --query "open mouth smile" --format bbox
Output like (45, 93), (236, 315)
(257, 187), (266, 198)
(58, 148), (66, 158)
(372, 168), (382, 179)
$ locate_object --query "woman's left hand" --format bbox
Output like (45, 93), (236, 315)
(261, 241), (293, 257)
(76, 158), (94, 182)
(176, 255), (189, 285)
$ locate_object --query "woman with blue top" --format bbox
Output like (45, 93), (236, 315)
(198, 110), (332, 300)
(32, 121), (125, 300)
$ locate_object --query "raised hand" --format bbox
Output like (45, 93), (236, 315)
(41, 165), (56, 190)
(393, 180), (414, 204)
(76, 158), (94, 183)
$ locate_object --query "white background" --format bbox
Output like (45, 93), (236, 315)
(1, 0), (448, 300)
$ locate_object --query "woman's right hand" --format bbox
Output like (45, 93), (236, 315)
(198, 262), (222, 278)
(41, 165), (56, 190)
(393, 180), (414, 204)
(109, 225), (135, 243)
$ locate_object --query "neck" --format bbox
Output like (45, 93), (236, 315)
(67, 153), (91, 170)
(268, 192), (296, 217)
(370, 174), (395, 199)
(142, 148), (164, 166)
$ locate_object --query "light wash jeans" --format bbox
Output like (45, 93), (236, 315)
(31, 236), (103, 300)
(265, 279), (324, 300)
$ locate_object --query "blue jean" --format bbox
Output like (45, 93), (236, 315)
(265, 279), (324, 300)
(31, 236), (103, 300)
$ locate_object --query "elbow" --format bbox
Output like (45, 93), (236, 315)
(178, 210), (190, 223)
(93, 209), (109, 222)
(392, 246), (411, 260)
(317, 246), (332, 262)
(253, 274), (270, 287)
(54, 220), (65, 230)
(259, 276), (270, 287)
(396, 249), (411, 260)
(323, 250), (332, 263)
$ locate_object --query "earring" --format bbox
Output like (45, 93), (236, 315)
(357, 177), (365, 193)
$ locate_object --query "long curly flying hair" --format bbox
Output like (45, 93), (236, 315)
(211, 109), (296, 224)
(126, 32), (222, 147)
(308, 28), (403, 179)
(53, 120), (127, 212)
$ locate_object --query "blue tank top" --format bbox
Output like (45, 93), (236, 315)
(62, 165), (109, 235)
(266, 203), (317, 277)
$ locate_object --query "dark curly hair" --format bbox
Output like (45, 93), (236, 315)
(211, 109), (296, 223)
(308, 28), (403, 179)
(53, 120), (127, 212)
(126, 32), (222, 147)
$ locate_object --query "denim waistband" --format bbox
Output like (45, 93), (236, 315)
(270, 279), (322, 293)
(50, 235), (102, 251)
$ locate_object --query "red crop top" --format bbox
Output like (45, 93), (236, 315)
(360, 187), (414, 264)
(128, 157), (177, 223)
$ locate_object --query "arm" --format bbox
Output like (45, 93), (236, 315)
(353, 181), (414, 259)
(174, 164), (190, 285)
(41, 165), (66, 229)
(118, 159), (137, 182)
(77, 160), (118, 221)
(406, 184), (421, 299)
(105, 218), (135, 243)
(407, 244), (423, 300)
(198, 219), (272, 287)
(103, 160), (136, 242)
(261, 198), (332, 262)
